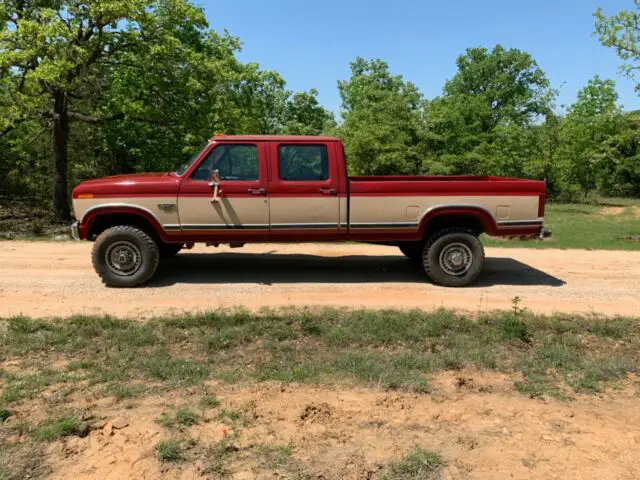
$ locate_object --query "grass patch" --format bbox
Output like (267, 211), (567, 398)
(379, 447), (443, 480)
(217, 408), (243, 423)
(484, 200), (640, 250)
(199, 394), (220, 409)
(103, 383), (143, 399)
(158, 408), (201, 429)
(31, 415), (87, 441)
(1, 309), (639, 405)
(175, 408), (201, 427)
(255, 442), (294, 469)
(156, 440), (184, 462)
(1, 369), (75, 406)
(515, 374), (563, 400)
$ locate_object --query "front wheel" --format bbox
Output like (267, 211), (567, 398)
(91, 225), (160, 287)
(422, 228), (484, 287)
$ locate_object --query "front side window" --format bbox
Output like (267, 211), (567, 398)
(278, 145), (329, 181)
(192, 144), (259, 181)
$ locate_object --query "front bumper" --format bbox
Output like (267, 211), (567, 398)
(71, 221), (80, 240)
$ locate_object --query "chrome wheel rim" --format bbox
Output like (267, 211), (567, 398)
(438, 242), (473, 276)
(105, 241), (142, 276)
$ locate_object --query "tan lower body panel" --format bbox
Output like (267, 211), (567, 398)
(177, 197), (270, 229)
(349, 195), (540, 227)
(268, 197), (341, 229)
(73, 197), (180, 227)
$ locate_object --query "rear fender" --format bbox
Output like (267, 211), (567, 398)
(418, 205), (498, 238)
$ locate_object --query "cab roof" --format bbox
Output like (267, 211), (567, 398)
(210, 134), (340, 142)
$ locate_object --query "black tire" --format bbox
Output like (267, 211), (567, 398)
(398, 242), (422, 262)
(422, 228), (484, 287)
(91, 225), (160, 287)
(158, 242), (183, 258)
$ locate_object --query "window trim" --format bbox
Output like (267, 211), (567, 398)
(277, 144), (330, 182)
(190, 143), (260, 182)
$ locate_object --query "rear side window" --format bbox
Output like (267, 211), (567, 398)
(278, 144), (329, 181)
(192, 144), (259, 181)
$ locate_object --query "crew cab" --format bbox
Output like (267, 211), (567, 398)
(71, 135), (550, 287)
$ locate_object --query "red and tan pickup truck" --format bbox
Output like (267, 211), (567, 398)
(71, 135), (550, 287)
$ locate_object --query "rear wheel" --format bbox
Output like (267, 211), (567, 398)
(422, 228), (484, 287)
(92, 225), (160, 287)
(398, 242), (422, 262)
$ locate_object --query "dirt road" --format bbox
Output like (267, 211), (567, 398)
(1, 241), (639, 318)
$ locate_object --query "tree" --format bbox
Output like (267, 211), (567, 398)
(601, 111), (640, 196)
(595, 2), (640, 90)
(336, 57), (425, 175)
(424, 45), (554, 175)
(443, 45), (552, 128)
(282, 89), (335, 135)
(0, 0), (208, 221)
(93, 31), (286, 174)
(555, 76), (623, 198)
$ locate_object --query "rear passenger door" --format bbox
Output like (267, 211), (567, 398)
(267, 141), (341, 239)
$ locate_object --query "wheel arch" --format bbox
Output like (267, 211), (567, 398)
(418, 205), (498, 239)
(79, 205), (171, 243)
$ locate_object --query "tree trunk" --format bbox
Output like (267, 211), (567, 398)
(52, 90), (71, 222)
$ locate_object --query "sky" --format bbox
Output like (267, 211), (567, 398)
(200, 0), (638, 116)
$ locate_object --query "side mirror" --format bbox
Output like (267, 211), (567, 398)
(209, 169), (221, 185)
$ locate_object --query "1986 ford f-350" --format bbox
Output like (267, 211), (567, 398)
(71, 135), (550, 287)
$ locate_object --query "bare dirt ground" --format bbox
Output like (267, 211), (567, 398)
(1, 241), (640, 318)
(3, 241), (640, 479)
(6, 371), (638, 480)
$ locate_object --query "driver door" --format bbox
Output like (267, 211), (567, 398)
(177, 142), (270, 240)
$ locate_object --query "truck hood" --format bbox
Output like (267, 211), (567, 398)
(72, 172), (181, 198)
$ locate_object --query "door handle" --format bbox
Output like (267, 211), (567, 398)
(248, 188), (267, 196)
(319, 188), (337, 195)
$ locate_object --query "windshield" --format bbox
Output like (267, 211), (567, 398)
(176, 143), (208, 176)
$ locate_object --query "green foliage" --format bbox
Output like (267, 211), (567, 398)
(336, 57), (426, 176)
(421, 45), (554, 177)
(156, 440), (184, 462)
(282, 89), (336, 135)
(553, 76), (624, 199)
(31, 416), (87, 441)
(2, 309), (639, 406)
(199, 394), (220, 408)
(379, 447), (443, 480)
(0, 0), (334, 218)
(1, 1), (639, 210)
(595, 1), (640, 88)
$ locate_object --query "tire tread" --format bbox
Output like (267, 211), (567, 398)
(422, 227), (484, 287)
(91, 225), (159, 287)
